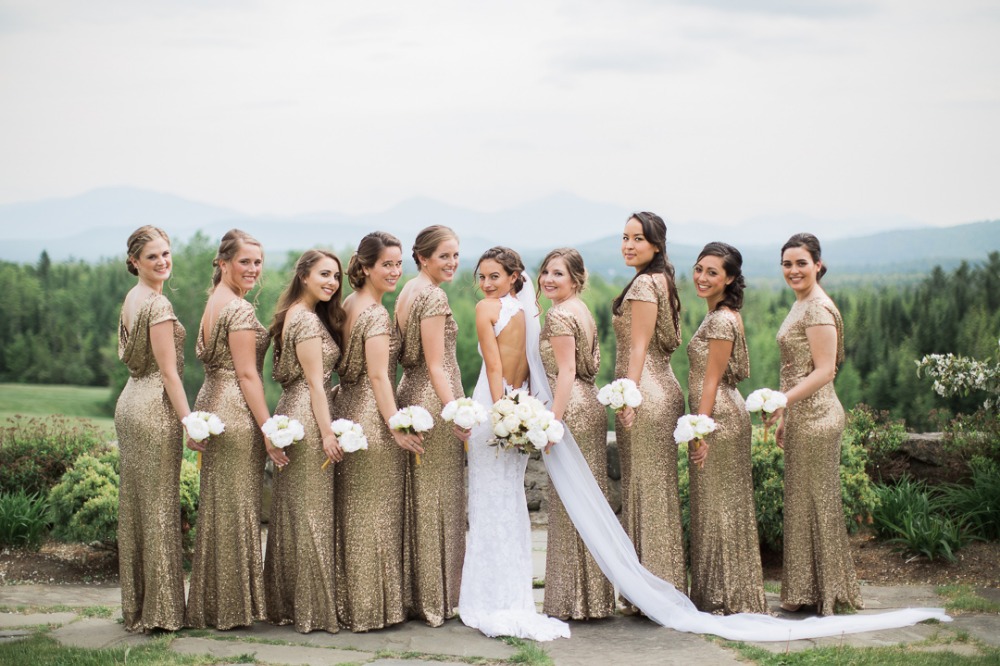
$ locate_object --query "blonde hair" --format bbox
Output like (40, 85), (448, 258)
(412, 225), (458, 270)
(126, 225), (170, 276)
(211, 228), (263, 291)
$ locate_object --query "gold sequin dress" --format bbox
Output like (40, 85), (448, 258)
(396, 285), (466, 627)
(264, 309), (341, 633)
(612, 274), (687, 590)
(186, 298), (270, 629)
(333, 304), (407, 632)
(777, 296), (862, 615)
(540, 305), (615, 620)
(687, 309), (767, 614)
(115, 293), (187, 632)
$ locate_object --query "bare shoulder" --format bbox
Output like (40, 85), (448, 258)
(476, 298), (501, 318)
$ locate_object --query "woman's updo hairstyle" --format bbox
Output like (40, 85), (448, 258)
(412, 225), (458, 270)
(211, 228), (263, 289)
(537, 247), (588, 294)
(781, 233), (827, 281)
(697, 241), (746, 311)
(476, 246), (526, 294)
(347, 231), (402, 290)
(126, 225), (170, 276)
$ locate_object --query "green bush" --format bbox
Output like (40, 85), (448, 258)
(871, 476), (971, 562)
(0, 491), (50, 550)
(846, 403), (907, 480)
(937, 457), (1000, 541)
(943, 409), (1000, 462)
(0, 416), (107, 495)
(47, 447), (200, 549)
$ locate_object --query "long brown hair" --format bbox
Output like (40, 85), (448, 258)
(270, 250), (346, 351)
(696, 242), (746, 311)
(612, 212), (681, 332)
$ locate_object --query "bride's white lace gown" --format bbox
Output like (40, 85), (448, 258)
(458, 293), (570, 641)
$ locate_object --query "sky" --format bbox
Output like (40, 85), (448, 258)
(1, 0), (998, 228)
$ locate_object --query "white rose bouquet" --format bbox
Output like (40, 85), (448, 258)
(744, 388), (788, 443)
(489, 389), (564, 455)
(389, 405), (434, 464)
(182, 411), (225, 469)
(597, 378), (643, 413)
(673, 414), (718, 468)
(320, 419), (368, 469)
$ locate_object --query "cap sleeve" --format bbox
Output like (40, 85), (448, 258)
(544, 307), (575, 338)
(287, 309), (325, 343)
(802, 300), (837, 328)
(147, 294), (178, 327)
(226, 298), (262, 332)
(364, 305), (392, 340)
(419, 286), (452, 319)
(703, 309), (738, 342)
(624, 273), (657, 304)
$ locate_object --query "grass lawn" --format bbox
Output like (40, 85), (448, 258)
(0, 383), (115, 437)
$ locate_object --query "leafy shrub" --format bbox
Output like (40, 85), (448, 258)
(47, 447), (200, 549)
(871, 476), (971, 562)
(0, 491), (50, 549)
(0, 416), (107, 495)
(846, 403), (907, 479)
(943, 409), (1000, 462)
(937, 457), (1000, 541)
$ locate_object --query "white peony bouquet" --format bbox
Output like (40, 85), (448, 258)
(262, 415), (306, 449)
(320, 418), (368, 469)
(597, 378), (643, 413)
(441, 397), (489, 430)
(389, 405), (434, 464)
(745, 388), (788, 443)
(182, 411), (225, 442)
(673, 414), (718, 468)
(489, 389), (565, 455)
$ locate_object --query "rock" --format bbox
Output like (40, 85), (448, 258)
(607, 432), (620, 480)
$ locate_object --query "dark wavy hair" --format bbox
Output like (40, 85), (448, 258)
(269, 249), (346, 351)
(781, 233), (827, 281)
(612, 212), (681, 332)
(696, 242), (746, 311)
(347, 231), (402, 290)
(476, 246), (526, 294)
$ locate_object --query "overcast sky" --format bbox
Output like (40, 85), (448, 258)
(1, 0), (998, 227)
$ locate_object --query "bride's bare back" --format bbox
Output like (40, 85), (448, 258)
(475, 297), (529, 402)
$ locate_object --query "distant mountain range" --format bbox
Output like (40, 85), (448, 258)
(1, 187), (997, 279)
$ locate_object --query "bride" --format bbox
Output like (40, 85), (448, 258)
(458, 247), (570, 641)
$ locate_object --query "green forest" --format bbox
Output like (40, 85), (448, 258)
(1, 232), (997, 431)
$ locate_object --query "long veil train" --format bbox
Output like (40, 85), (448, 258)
(515, 277), (950, 642)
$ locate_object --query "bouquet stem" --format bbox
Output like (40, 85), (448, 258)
(415, 452), (422, 466)
(321, 457), (331, 470)
(197, 451), (202, 470)
(691, 438), (705, 469)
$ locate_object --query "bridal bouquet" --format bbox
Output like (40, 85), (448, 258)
(321, 418), (368, 469)
(182, 411), (225, 469)
(489, 389), (564, 455)
(389, 405), (434, 464)
(673, 414), (717, 468)
(745, 388), (787, 443)
(597, 378), (643, 413)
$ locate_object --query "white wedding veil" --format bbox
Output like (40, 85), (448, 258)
(520, 278), (950, 642)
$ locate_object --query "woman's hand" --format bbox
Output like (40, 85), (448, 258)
(452, 424), (471, 442)
(764, 407), (784, 428)
(689, 439), (709, 466)
(266, 436), (290, 468)
(186, 436), (206, 453)
(392, 429), (425, 454)
(322, 432), (343, 464)
(619, 405), (636, 429)
(775, 419), (786, 450)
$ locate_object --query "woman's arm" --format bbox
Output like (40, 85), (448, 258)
(230, 328), (275, 451)
(150, 319), (191, 421)
(691, 337), (734, 465)
(549, 335), (576, 422)
(475, 300), (505, 403)
(619, 299), (656, 428)
(365, 334), (424, 453)
(771, 324), (838, 449)
(421, 315), (457, 406)
(297, 336), (341, 466)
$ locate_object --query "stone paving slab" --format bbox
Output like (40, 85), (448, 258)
(219, 618), (516, 660)
(369, 660), (472, 666)
(50, 617), (152, 650)
(545, 615), (744, 666)
(0, 629), (33, 643)
(0, 584), (121, 607)
(952, 615), (1000, 647)
(172, 636), (373, 665)
(0, 611), (78, 627)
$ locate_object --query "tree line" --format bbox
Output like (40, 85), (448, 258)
(1, 232), (996, 430)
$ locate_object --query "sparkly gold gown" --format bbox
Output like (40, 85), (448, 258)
(612, 274), (687, 590)
(540, 305), (615, 620)
(333, 304), (407, 632)
(186, 298), (270, 629)
(396, 285), (466, 627)
(115, 293), (186, 632)
(264, 309), (341, 633)
(687, 309), (767, 614)
(778, 295), (862, 615)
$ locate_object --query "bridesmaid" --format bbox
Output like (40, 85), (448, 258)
(395, 225), (468, 627)
(686, 242), (767, 614)
(334, 231), (424, 632)
(186, 229), (273, 630)
(769, 233), (862, 615)
(264, 250), (346, 633)
(537, 248), (615, 621)
(115, 225), (188, 632)
(612, 212), (687, 593)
